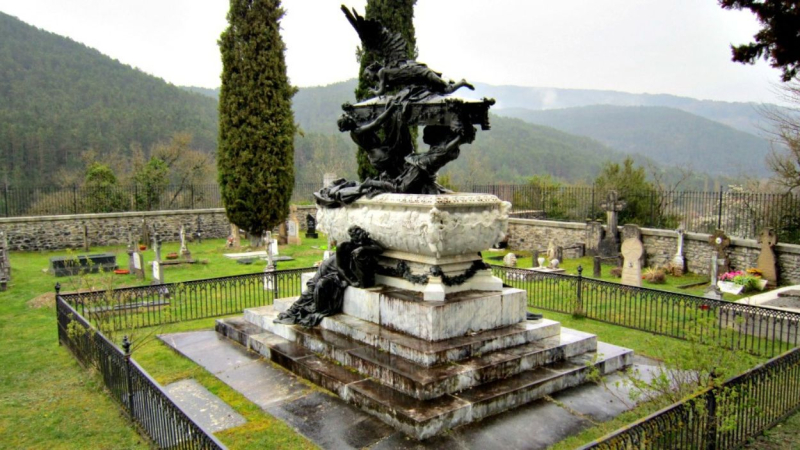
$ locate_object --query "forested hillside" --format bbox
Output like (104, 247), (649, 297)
(497, 105), (772, 177)
(0, 12), (218, 185)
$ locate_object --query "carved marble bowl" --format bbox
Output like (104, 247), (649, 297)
(316, 193), (511, 259)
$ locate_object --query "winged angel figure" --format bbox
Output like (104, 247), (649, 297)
(342, 5), (474, 97)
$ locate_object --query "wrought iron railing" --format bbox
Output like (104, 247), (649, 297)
(60, 268), (315, 335)
(492, 265), (800, 358)
(56, 295), (226, 449)
(579, 347), (800, 449)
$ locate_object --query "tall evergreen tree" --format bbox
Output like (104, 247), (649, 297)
(218, 0), (297, 239)
(353, 0), (417, 181)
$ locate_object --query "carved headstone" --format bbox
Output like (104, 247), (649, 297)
(503, 253), (517, 267)
(131, 250), (145, 279)
(179, 225), (192, 260)
(546, 241), (557, 262)
(287, 206), (301, 246)
(621, 237), (643, 287)
(593, 256), (602, 278)
(585, 221), (605, 256)
(323, 173), (338, 188)
(704, 254), (723, 300)
(0, 230), (10, 289)
(708, 229), (731, 275)
(757, 227), (778, 288)
(622, 224), (645, 267)
(671, 225), (686, 276)
(151, 233), (163, 285)
(305, 214), (319, 239)
(598, 191), (626, 257)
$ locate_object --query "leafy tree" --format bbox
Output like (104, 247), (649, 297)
(719, 1), (800, 82)
(353, 0), (417, 181)
(218, 0), (297, 240)
(765, 82), (800, 192)
(83, 162), (124, 213)
(132, 156), (169, 210)
(594, 157), (675, 227)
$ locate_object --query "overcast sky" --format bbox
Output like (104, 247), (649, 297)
(0, 0), (786, 104)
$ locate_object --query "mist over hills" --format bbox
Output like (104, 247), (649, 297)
(496, 105), (773, 178)
(0, 12), (218, 185)
(0, 9), (768, 189)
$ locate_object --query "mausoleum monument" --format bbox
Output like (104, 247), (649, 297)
(217, 6), (632, 439)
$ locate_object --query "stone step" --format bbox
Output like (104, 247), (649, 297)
(344, 341), (632, 440)
(216, 318), (632, 440)
(227, 309), (597, 400)
(247, 303), (561, 367)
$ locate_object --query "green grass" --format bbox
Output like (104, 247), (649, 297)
(0, 236), (324, 449)
(0, 238), (792, 449)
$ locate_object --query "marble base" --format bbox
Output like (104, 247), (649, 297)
(335, 286), (526, 341)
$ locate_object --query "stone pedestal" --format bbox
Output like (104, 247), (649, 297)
(316, 193), (509, 301)
(218, 285), (633, 439)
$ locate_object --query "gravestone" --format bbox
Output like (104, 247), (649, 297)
(305, 214), (319, 239)
(585, 221), (604, 256)
(503, 252), (517, 267)
(671, 225), (686, 276)
(546, 241), (557, 263)
(598, 191), (626, 257)
(49, 254), (117, 276)
(757, 227), (778, 288)
(620, 237), (643, 287)
(703, 254), (723, 300)
(0, 231), (9, 290)
(622, 224), (645, 267)
(179, 225), (192, 261)
(708, 229), (731, 275)
(151, 233), (164, 285)
(140, 218), (150, 248)
(194, 216), (203, 244)
(323, 172), (337, 188)
(287, 206), (301, 246)
(593, 256), (602, 277)
(131, 249), (145, 279)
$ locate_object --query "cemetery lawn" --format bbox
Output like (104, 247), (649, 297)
(0, 238), (785, 449)
(0, 236), (324, 449)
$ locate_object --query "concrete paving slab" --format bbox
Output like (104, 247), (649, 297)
(160, 330), (659, 450)
(163, 379), (247, 433)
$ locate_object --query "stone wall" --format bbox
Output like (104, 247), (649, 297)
(0, 209), (231, 251)
(0, 205), (323, 252)
(507, 218), (800, 285)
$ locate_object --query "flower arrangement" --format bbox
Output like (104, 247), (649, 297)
(719, 270), (762, 291)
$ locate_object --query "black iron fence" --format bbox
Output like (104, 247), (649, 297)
(56, 294), (226, 449)
(57, 264), (800, 448)
(0, 183), (321, 217)
(579, 347), (800, 449)
(60, 268), (315, 335)
(4, 183), (799, 242)
(492, 265), (800, 358)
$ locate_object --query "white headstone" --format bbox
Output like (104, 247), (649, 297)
(621, 238), (643, 287)
(151, 260), (163, 285)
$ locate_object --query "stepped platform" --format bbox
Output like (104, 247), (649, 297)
(216, 287), (632, 439)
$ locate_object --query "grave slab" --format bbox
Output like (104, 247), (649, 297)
(163, 379), (246, 433)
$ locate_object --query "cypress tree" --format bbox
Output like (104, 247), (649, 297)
(218, 0), (297, 239)
(353, 0), (417, 181)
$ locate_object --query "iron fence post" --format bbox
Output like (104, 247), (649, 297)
(590, 185), (595, 220)
(55, 283), (61, 345)
(191, 184), (195, 210)
(717, 190), (724, 230)
(3, 183), (8, 217)
(576, 265), (583, 316)
(705, 390), (718, 450)
(73, 184), (78, 214)
(122, 335), (135, 418)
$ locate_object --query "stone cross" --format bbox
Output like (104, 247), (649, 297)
(152, 232), (162, 263)
(194, 216), (203, 244)
(757, 227), (778, 288)
(671, 225), (686, 276)
(600, 190), (626, 238)
(708, 229), (731, 274)
(704, 254), (723, 300)
(179, 225), (192, 260)
(620, 237), (643, 287)
(263, 231), (275, 271)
